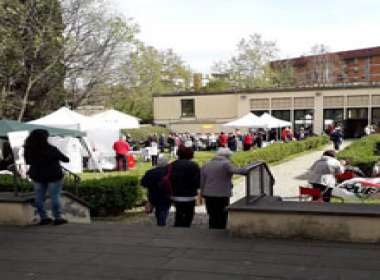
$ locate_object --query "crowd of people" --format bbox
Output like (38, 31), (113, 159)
(112, 127), (314, 169)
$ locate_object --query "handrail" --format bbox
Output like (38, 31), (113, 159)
(61, 166), (81, 195)
(242, 161), (275, 204)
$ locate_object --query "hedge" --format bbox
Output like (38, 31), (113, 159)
(123, 125), (170, 143)
(0, 175), (145, 217)
(337, 134), (380, 176)
(231, 136), (329, 167)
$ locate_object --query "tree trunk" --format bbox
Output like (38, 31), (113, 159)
(0, 86), (6, 118)
(17, 76), (33, 121)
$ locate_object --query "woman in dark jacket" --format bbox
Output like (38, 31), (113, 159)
(24, 129), (70, 225)
(141, 156), (171, 226)
(170, 145), (200, 227)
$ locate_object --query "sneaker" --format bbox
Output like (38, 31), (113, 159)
(53, 218), (68, 226)
(39, 218), (53, 225)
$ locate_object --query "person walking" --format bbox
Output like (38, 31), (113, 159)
(308, 150), (344, 202)
(330, 127), (343, 151)
(112, 135), (130, 171)
(24, 129), (69, 225)
(141, 155), (171, 226)
(170, 145), (200, 227)
(200, 148), (245, 229)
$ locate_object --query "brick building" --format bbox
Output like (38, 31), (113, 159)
(271, 46), (380, 85)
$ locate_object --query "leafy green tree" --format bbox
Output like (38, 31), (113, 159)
(109, 44), (192, 122)
(212, 33), (287, 89)
(0, 0), (65, 120)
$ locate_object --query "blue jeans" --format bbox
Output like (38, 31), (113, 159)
(155, 204), (170, 226)
(33, 180), (63, 220)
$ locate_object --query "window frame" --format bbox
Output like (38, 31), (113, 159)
(181, 99), (195, 118)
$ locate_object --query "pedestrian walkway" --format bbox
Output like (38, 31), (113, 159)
(1, 223), (379, 280)
(226, 141), (352, 203)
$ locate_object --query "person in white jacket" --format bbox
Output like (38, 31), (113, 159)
(308, 150), (344, 202)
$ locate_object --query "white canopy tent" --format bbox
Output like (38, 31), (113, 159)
(223, 113), (268, 128)
(259, 113), (292, 129)
(29, 107), (120, 171)
(29, 107), (102, 131)
(91, 109), (140, 129)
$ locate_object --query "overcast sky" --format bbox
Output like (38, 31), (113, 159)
(112, 0), (380, 73)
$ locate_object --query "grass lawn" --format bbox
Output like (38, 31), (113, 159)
(80, 151), (216, 181)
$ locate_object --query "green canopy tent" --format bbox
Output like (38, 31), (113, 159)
(0, 120), (103, 174)
(0, 120), (85, 138)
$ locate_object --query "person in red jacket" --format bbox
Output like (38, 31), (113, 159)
(113, 135), (130, 171)
(218, 132), (228, 147)
(243, 133), (253, 151)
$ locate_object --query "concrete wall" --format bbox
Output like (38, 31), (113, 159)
(229, 211), (380, 243)
(0, 194), (91, 225)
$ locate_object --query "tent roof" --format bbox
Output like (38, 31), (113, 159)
(29, 107), (102, 130)
(259, 113), (292, 129)
(223, 113), (267, 128)
(91, 109), (140, 129)
(0, 120), (85, 138)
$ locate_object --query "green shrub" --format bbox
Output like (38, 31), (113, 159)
(0, 174), (144, 217)
(231, 136), (329, 167)
(123, 125), (170, 143)
(337, 134), (380, 175)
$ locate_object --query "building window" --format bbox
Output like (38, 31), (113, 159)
(347, 108), (368, 119)
(181, 99), (195, 117)
(294, 109), (314, 133)
(251, 110), (268, 117)
(323, 109), (344, 130)
(272, 110), (291, 121)
(372, 108), (380, 127)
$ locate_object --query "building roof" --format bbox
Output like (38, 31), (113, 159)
(153, 83), (380, 98)
(272, 46), (380, 67)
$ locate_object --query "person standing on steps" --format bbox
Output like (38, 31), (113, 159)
(200, 147), (246, 229)
(170, 145), (200, 227)
(24, 129), (70, 225)
(141, 155), (171, 226)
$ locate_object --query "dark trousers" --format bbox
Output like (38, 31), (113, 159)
(151, 155), (158, 166)
(205, 196), (230, 229)
(174, 201), (195, 227)
(311, 183), (332, 202)
(154, 203), (170, 226)
(333, 141), (341, 151)
(116, 154), (128, 171)
(243, 143), (251, 151)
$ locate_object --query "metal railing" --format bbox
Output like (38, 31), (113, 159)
(62, 166), (81, 195)
(243, 161), (275, 204)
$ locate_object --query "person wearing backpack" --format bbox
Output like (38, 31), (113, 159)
(170, 145), (200, 227)
(141, 155), (171, 226)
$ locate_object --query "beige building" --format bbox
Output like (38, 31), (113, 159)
(153, 84), (380, 136)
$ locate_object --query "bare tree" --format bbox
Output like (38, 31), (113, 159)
(0, 0), (139, 120)
(303, 44), (342, 86)
(61, 0), (139, 107)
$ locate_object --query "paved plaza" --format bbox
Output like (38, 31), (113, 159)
(1, 223), (380, 280)
(3, 141), (375, 280)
